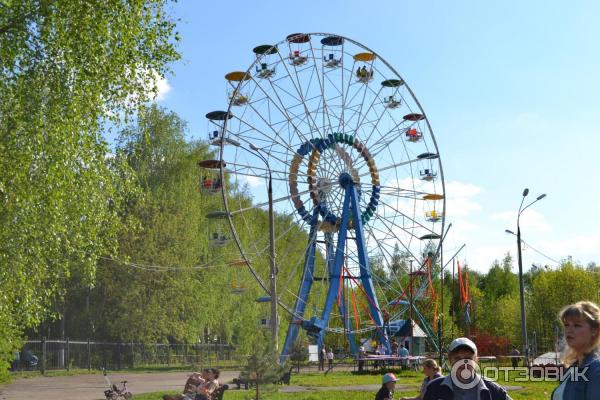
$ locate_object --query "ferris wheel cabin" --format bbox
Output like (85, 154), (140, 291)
(381, 79), (403, 108)
(287, 33), (310, 66)
(206, 111), (237, 146)
(253, 45), (278, 79)
(405, 128), (423, 142)
(425, 210), (443, 222)
(321, 35), (343, 68)
(354, 52), (376, 83)
(420, 168), (437, 181)
(225, 71), (251, 106)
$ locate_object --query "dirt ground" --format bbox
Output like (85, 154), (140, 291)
(0, 370), (239, 400)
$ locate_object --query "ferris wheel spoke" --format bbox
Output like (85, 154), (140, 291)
(242, 201), (318, 262)
(247, 76), (319, 151)
(359, 200), (412, 295)
(309, 41), (336, 136)
(354, 86), (385, 137)
(338, 56), (359, 133)
(356, 155), (425, 180)
(374, 195), (437, 236)
(232, 113), (294, 157)
(358, 182), (430, 196)
(227, 168), (296, 185)
(230, 185), (320, 216)
(337, 57), (374, 129)
(355, 94), (394, 147)
(232, 127), (306, 168)
(230, 113), (301, 159)
(275, 51), (323, 137)
(367, 212), (423, 266)
(226, 160), (310, 181)
(359, 121), (416, 166)
(360, 228), (406, 299)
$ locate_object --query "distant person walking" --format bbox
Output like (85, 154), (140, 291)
(510, 346), (520, 368)
(399, 344), (409, 369)
(327, 348), (334, 369)
(318, 346), (326, 371)
(551, 301), (600, 400)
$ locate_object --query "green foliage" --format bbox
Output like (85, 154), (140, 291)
(0, 0), (179, 378)
(240, 336), (285, 400)
(478, 254), (519, 302)
(476, 254), (520, 343)
(528, 261), (600, 350)
(289, 338), (309, 372)
(41, 105), (314, 359)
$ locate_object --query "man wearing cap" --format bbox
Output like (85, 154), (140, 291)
(376, 373), (398, 400)
(423, 337), (512, 400)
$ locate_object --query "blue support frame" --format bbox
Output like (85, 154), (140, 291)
(317, 187), (352, 343)
(280, 175), (389, 361)
(280, 209), (319, 363)
(318, 232), (358, 355)
(348, 185), (391, 354)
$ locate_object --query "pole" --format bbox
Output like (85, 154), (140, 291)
(409, 260), (414, 356)
(248, 144), (278, 354)
(41, 337), (46, 374)
(517, 223), (529, 367)
(451, 259), (455, 338)
(438, 238), (444, 364)
(267, 163), (278, 352)
(87, 339), (91, 371)
(66, 337), (70, 371)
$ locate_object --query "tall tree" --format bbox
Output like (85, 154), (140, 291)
(0, 0), (179, 378)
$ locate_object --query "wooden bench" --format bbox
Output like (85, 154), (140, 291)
(232, 367), (293, 389)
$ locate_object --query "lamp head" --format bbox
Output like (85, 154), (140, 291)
(505, 229), (515, 235)
(249, 143), (260, 151)
(522, 188), (529, 197)
(536, 194), (547, 201)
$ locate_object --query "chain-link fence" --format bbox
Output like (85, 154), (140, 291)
(12, 339), (241, 373)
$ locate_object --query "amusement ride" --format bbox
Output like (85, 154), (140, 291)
(198, 33), (447, 361)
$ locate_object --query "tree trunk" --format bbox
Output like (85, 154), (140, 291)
(255, 382), (260, 400)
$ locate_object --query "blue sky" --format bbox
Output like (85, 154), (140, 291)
(141, 0), (600, 272)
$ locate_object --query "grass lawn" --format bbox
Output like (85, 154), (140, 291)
(134, 370), (557, 400)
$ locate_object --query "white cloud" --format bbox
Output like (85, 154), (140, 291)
(154, 73), (172, 101)
(465, 243), (514, 270)
(490, 209), (552, 233)
(444, 181), (483, 217)
(244, 175), (263, 188)
(532, 235), (600, 263)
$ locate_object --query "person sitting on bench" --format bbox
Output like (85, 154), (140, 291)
(163, 368), (220, 400)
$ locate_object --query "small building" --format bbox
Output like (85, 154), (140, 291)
(387, 319), (428, 356)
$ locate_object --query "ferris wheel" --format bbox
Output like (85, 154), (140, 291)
(200, 33), (445, 360)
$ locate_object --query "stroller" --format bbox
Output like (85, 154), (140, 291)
(103, 368), (133, 400)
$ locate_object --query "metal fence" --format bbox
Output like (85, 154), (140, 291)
(14, 339), (241, 373)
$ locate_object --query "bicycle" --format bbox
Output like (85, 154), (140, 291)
(103, 368), (133, 400)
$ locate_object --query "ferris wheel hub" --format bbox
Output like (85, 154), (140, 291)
(338, 172), (355, 189)
(316, 177), (333, 194)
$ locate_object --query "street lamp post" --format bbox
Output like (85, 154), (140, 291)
(249, 144), (278, 352)
(508, 189), (546, 367)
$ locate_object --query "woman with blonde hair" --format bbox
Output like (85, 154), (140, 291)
(400, 358), (443, 400)
(552, 300), (600, 399)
